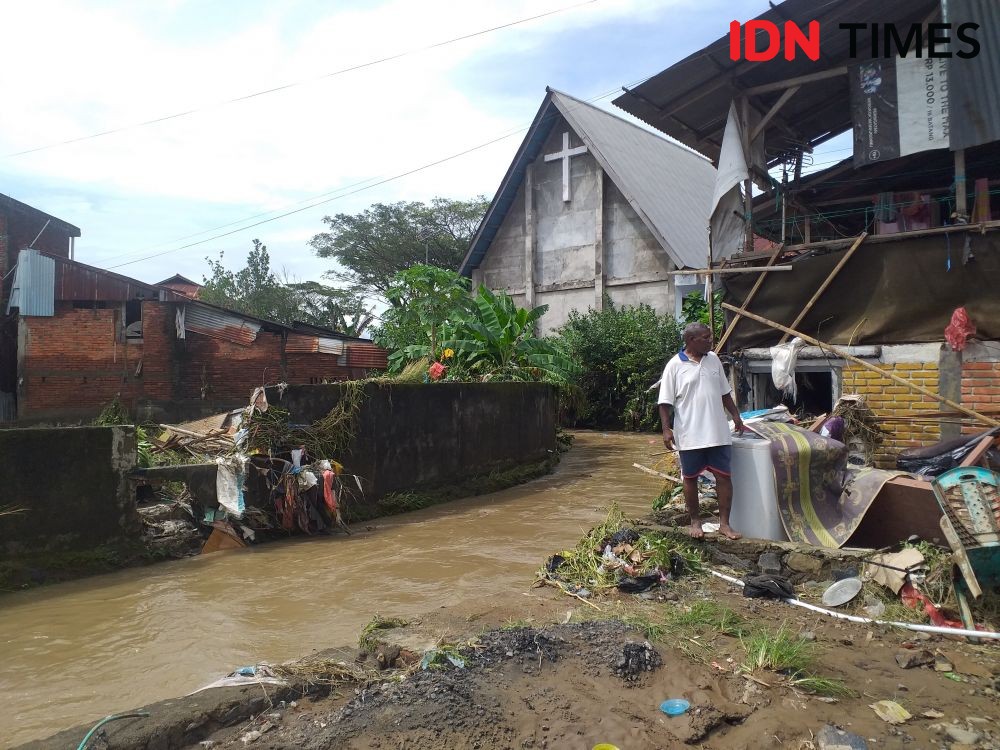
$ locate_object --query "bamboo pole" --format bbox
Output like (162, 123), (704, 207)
(778, 231), (868, 343)
(716, 242), (785, 351)
(632, 462), (681, 483)
(720, 303), (1000, 427)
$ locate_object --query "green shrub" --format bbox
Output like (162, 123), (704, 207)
(557, 298), (682, 429)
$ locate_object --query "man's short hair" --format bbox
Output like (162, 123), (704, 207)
(682, 322), (710, 340)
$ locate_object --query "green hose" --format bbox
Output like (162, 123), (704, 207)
(77, 711), (150, 750)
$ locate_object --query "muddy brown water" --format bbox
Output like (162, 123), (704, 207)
(1, 432), (665, 747)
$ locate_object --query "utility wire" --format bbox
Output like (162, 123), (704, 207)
(4, 0), (599, 158)
(102, 83), (633, 269)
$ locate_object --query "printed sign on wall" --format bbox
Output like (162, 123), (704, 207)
(851, 55), (950, 166)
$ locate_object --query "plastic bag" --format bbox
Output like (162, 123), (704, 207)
(896, 428), (999, 477)
(770, 338), (806, 401)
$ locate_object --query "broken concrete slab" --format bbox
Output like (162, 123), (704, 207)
(816, 723), (868, 749)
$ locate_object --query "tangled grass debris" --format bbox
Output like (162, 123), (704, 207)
(539, 503), (703, 593)
(358, 614), (410, 653)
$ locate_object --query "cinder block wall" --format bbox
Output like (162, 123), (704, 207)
(841, 362), (941, 467)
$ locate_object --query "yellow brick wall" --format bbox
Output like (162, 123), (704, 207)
(841, 362), (940, 468)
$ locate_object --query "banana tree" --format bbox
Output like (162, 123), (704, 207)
(443, 286), (580, 383)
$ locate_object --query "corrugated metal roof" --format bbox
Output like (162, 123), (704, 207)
(347, 344), (388, 369)
(317, 337), (345, 355)
(185, 303), (261, 346)
(552, 89), (715, 269)
(285, 333), (346, 355)
(460, 88), (716, 273)
(612, 0), (940, 165)
(285, 333), (319, 353)
(950, 0), (1000, 150)
(6, 248), (55, 316)
(49, 254), (160, 302)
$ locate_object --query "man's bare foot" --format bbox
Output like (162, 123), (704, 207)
(687, 521), (705, 539)
(719, 524), (742, 540)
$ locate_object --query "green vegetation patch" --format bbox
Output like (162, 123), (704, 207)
(358, 614), (410, 653)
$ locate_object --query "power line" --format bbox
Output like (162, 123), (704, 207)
(4, 0), (599, 159)
(103, 83), (630, 269)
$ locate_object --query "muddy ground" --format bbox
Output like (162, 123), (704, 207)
(30, 556), (1000, 750)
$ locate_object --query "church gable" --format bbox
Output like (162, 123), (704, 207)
(464, 88), (714, 333)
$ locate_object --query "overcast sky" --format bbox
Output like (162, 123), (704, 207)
(0, 0), (852, 288)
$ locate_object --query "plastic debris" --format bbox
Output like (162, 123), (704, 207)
(869, 700), (911, 724)
(659, 698), (690, 716)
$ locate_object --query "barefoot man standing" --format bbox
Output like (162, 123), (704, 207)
(658, 322), (744, 539)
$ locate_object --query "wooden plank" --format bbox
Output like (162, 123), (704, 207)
(720, 303), (1000, 427)
(808, 413), (829, 432)
(751, 85), (800, 141)
(959, 435), (996, 468)
(743, 66), (849, 96)
(778, 231), (867, 344)
(665, 266), (792, 275)
(632, 462), (681, 483)
(716, 243), (785, 351)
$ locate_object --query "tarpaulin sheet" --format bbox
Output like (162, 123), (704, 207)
(723, 230), (1000, 348)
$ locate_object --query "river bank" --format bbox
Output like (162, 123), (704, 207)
(22, 552), (1000, 749)
(2, 432), (660, 747)
(10, 431), (1000, 749)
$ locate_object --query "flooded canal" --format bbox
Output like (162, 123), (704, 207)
(1, 432), (663, 746)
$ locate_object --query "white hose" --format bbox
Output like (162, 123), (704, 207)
(708, 568), (1000, 641)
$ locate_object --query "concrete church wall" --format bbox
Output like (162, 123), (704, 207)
(474, 113), (681, 334)
(474, 182), (528, 309)
(603, 178), (675, 315)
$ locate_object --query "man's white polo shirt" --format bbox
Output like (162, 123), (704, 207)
(657, 350), (732, 450)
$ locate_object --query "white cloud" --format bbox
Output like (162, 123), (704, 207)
(0, 0), (701, 281)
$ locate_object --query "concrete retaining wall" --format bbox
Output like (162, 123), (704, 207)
(0, 425), (139, 555)
(265, 382), (558, 500)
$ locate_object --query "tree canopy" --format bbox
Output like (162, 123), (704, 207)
(309, 196), (489, 298)
(200, 239), (374, 337)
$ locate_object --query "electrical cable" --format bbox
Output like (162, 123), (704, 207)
(102, 82), (632, 269)
(76, 711), (151, 750)
(4, 0), (600, 158)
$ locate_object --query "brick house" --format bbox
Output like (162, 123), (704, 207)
(613, 0), (1000, 466)
(1, 202), (386, 425)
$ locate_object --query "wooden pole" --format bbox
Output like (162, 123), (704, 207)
(665, 266), (791, 275)
(720, 303), (1000, 427)
(707, 247), (715, 338)
(715, 243), (785, 352)
(778, 231), (868, 343)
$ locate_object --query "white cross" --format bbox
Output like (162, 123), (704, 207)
(544, 131), (588, 202)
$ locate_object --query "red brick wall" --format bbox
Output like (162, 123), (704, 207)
(21, 305), (140, 416)
(174, 329), (286, 403)
(961, 361), (1000, 433)
(18, 300), (387, 421)
(285, 352), (357, 384)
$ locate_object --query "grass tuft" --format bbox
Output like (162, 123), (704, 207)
(740, 623), (816, 674)
(667, 600), (748, 637)
(358, 614), (409, 653)
(790, 675), (859, 698)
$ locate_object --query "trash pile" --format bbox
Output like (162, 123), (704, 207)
(538, 504), (702, 600)
(137, 384), (360, 555)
